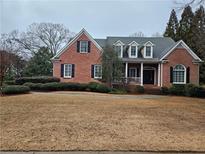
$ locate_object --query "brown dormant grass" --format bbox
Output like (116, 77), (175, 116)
(0, 92), (205, 151)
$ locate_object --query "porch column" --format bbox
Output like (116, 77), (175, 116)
(125, 62), (128, 83)
(140, 62), (143, 86)
(158, 63), (161, 87)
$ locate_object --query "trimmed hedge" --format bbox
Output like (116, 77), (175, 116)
(15, 76), (60, 85)
(161, 84), (205, 98)
(4, 80), (16, 85)
(23, 82), (111, 93)
(169, 84), (185, 96)
(1, 85), (30, 95)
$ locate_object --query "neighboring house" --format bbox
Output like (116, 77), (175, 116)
(51, 29), (202, 87)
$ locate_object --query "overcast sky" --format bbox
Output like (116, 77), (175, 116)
(1, 0), (180, 38)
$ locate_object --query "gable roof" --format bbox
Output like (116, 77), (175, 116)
(95, 37), (176, 59)
(52, 28), (103, 59)
(160, 40), (202, 61)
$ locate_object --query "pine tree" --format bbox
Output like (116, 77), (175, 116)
(176, 5), (194, 43)
(164, 9), (179, 41)
(190, 5), (205, 83)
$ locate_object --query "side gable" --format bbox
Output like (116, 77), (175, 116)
(160, 40), (202, 62)
(52, 28), (103, 59)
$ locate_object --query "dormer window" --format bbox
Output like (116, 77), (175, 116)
(144, 41), (154, 58)
(113, 40), (124, 58)
(128, 41), (139, 58)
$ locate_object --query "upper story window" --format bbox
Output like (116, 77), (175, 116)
(113, 40), (124, 58)
(173, 64), (186, 84)
(115, 45), (123, 58)
(128, 41), (139, 58)
(144, 41), (154, 58)
(80, 41), (89, 53)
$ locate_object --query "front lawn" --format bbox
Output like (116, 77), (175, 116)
(0, 92), (205, 151)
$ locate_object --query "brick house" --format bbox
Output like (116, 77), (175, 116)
(51, 29), (202, 87)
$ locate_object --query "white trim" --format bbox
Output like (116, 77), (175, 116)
(129, 45), (138, 58)
(52, 28), (103, 59)
(113, 40), (125, 46)
(158, 63), (161, 87)
(143, 67), (157, 85)
(64, 64), (72, 78)
(160, 63), (163, 87)
(114, 45), (123, 58)
(140, 63), (143, 86)
(160, 40), (202, 61)
(144, 45), (153, 58)
(172, 64), (186, 84)
(94, 64), (102, 79)
(144, 41), (155, 46)
(128, 41), (139, 46)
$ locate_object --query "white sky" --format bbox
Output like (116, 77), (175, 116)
(1, 0), (181, 38)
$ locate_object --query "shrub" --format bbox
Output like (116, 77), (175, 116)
(135, 85), (144, 94)
(87, 82), (100, 92)
(1, 85), (30, 95)
(40, 82), (61, 91)
(160, 86), (169, 95)
(15, 76), (60, 85)
(110, 88), (127, 94)
(4, 80), (15, 85)
(169, 84), (185, 96)
(185, 84), (205, 98)
(95, 84), (111, 93)
(23, 82), (43, 91)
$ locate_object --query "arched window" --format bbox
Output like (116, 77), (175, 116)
(173, 64), (186, 84)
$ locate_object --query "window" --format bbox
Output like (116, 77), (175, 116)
(94, 65), (102, 79)
(129, 68), (137, 77)
(64, 64), (72, 78)
(130, 46), (137, 57)
(80, 41), (88, 53)
(115, 46), (122, 58)
(145, 46), (151, 57)
(173, 64), (186, 84)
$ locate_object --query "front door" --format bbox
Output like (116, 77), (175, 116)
(143, 70), (154, 84)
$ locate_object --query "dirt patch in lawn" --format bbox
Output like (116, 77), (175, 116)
(0, 92), (205, 151)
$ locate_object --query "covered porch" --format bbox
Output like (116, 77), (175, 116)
(122, 60), (161, 87)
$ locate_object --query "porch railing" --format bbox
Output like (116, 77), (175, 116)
(113, 77), (141, 85)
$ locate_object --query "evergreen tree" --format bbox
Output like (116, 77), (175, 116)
(23, 47), (53, 76)
(190, 5), (205, 83)
(101, 45), (123, 87)
(177, 5), (194, 43)
(164, 9), (179, 41)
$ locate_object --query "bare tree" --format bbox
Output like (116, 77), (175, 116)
(129, 31), (145, 37)
(174, 0), (205, 9)
(14, 23), (73, 56)
(152, 32), (163, 37)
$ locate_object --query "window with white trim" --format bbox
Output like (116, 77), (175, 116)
(173, 64), (186, 84)
(130, 46), (137, 57)
(80, 41), (88, 53)
(94, 65), (102, 79)
(64, 64), (72, 78)
(115, 45), (123, 58)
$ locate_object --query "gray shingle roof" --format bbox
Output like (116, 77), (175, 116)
(95, 37), (176, 59)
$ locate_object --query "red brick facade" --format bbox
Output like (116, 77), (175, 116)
(52, 30), (200, 86)
(162, 47), (199, 87)
(52, 33), (101, 83)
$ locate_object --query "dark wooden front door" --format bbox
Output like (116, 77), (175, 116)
(143, 70), (154, 84)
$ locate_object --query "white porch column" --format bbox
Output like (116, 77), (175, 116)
(158, 63), (161, 87)
(140, 62), (143, 86)
(125, 62), (128, 83)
